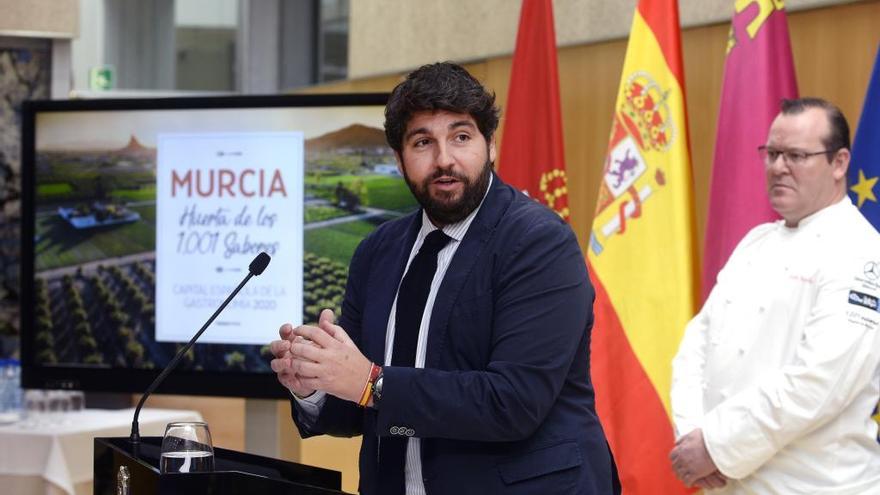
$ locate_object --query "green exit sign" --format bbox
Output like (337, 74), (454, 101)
(89, 65), (115, 91)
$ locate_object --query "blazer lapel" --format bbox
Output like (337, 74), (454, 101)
(425, 174), (514, 369)
(364, 213), (421, 365)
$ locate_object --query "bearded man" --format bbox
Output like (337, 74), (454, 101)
(269, 62), (617, 495)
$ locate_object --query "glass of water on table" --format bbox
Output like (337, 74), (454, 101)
(160, 421), (215, 473)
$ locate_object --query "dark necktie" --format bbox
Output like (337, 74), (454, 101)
(379, 228), (452, 494)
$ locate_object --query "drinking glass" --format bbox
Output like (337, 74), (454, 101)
(21, 389), (48, 428)
(46, 390), (71, 425)
(159, 421), (215, 473)
(68, 391), (85, 412)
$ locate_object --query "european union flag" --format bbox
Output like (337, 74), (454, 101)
(847, 45), (880, 444)
(848, 43), (880, 231)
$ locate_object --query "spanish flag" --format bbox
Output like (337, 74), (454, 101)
(587, 0), (697, 492)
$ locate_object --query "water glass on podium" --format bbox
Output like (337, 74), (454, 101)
(160, 421), (215, 473)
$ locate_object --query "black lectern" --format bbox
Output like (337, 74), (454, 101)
(94, 437), (352, 494)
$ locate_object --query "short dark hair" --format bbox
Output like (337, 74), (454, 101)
(384, 62), (500, 153)
(780, 97), (850, 162)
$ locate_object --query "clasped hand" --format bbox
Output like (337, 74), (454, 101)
(269, 309), (372, 403)
(669, 428), (728, 490)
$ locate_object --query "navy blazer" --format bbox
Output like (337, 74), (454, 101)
(292, 174), (615, 494)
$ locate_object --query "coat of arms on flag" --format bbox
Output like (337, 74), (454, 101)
(591, 72), (674, 254)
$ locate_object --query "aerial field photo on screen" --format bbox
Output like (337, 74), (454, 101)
(31, 105), (417, 373)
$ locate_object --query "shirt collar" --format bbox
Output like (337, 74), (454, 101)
(782, 195), (851, 232)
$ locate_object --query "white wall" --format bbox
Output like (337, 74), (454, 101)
(71, 0), (104, 92)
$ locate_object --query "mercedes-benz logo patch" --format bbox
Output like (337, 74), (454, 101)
(864, 261), (880, 281)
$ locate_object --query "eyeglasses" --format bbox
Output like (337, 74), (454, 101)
(757, 146), (837, 167)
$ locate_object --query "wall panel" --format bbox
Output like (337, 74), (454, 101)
(348, 0), (862, 79)
(0, 0), (78, 38)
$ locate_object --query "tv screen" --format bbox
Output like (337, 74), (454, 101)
(20, 94), (414, 398)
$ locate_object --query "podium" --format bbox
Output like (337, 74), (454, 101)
(94, 437), (352, 494)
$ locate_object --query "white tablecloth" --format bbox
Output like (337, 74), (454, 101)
(0, 408), (202, 495)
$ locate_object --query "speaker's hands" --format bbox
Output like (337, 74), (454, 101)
(270, 323), (318, 399)
(287, 309), (373, 404)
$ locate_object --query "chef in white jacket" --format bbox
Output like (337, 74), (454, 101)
(670, 97), (880, 494)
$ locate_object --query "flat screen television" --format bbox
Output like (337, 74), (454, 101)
(19, 93), (416, 398)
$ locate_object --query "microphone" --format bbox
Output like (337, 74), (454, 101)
(129, 252), (272, 445)
(249, 251), (270, 275)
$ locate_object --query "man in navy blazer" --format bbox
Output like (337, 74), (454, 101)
(270, 62), (616, 494)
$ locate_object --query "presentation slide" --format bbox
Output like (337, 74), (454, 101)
(155, 132), (303, 345)
(28, 101), (418, 375)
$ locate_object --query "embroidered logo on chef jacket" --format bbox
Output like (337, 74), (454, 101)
(847, 308), (880, 328)
(847, 289), (880, 328)
(848, 290), (880, 311)
(855, 261), (880, 292)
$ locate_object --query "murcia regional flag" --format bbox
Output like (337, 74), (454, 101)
(499, 0), (569, 221)
(702, 0), (797, 301)
(588, 0), (698, 492)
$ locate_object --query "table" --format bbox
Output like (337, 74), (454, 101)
(0, 408), (202, 495)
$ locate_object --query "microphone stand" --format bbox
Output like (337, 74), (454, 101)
(130, 253), (270, 446)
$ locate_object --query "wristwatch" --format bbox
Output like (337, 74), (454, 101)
(371, 371), (384, 407)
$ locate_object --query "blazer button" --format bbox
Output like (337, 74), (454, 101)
(405, 428), (415, 437)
